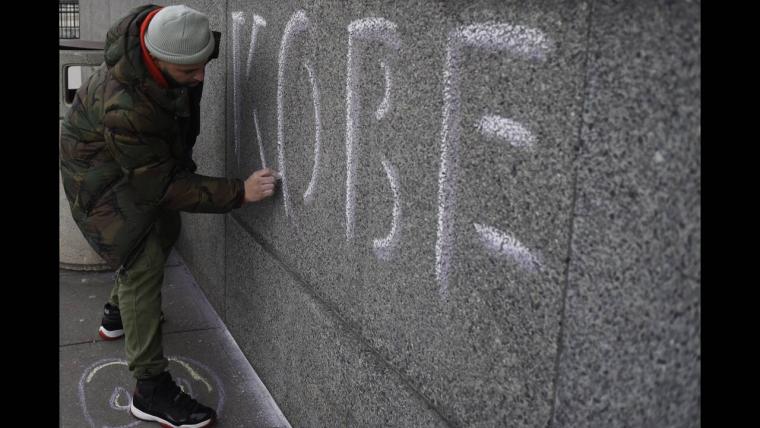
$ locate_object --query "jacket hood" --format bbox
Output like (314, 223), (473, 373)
(104, 5), (159, 84)
(102, 5), (217, 116)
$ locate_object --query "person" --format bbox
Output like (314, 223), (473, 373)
(59, 4), (276, 427)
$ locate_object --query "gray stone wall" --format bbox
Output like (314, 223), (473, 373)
(76, 1), (700, 426)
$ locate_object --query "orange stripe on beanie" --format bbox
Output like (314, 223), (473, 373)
(140, 7), (168, 88)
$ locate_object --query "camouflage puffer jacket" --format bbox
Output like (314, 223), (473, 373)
(60, 4), (244, 269)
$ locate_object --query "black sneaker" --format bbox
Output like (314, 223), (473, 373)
(130, 371), (216, 428)
(98, 303), (166, 341)
(98, 303), (124, 340)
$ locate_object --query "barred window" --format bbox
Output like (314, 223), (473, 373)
(59, 1), (80, 39)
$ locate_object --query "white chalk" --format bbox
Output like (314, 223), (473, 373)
(303, 59), (323, 205)
(454, 23), (552, 61)
(108, 387), (131, 411)
(436, 23), (551, 298)
(376, 60), (392, 121)
(231, 12), (245, 171)
(473, 223), (541, 272)
(477, 115), (536, 149)
(345, 17), (401, 241)
(277, 10), (312, 217)
(373, 156), (401, 260)
(246, 15), (267, 78)
(253, 108), (267, 168)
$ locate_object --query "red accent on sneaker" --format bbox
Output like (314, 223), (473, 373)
(98, 328), (124, 341)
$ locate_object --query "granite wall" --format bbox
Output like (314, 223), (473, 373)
(75, 1), (700, 426)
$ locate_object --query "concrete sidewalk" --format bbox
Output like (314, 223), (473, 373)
(59, 250), (292, 428)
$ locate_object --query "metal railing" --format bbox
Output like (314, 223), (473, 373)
(59, 1), (80, 39)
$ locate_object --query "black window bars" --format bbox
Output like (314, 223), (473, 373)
(59, 1), (80, 39)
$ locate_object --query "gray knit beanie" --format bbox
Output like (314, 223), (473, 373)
(145, 5), (214, 65)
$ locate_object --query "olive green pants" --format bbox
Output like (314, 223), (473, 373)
(108, 211), (180, 380)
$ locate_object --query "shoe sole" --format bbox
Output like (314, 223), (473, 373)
(130, 402), (214, 428)
(98, 326), (124, 340)
(97, 314), (164, 341)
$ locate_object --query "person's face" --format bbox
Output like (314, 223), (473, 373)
(154, 58), (207, 87)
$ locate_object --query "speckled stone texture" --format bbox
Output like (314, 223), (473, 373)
(172, 0), (231, 319)
(226, 218), (449, 427)
(75, 0), (700, 426)
(226, 0), (590, 426)
(550, 1), (700, 427)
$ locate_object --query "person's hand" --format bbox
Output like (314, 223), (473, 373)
(243, 168), (279, 203)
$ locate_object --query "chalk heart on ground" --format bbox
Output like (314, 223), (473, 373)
(77, 356), (225, 428)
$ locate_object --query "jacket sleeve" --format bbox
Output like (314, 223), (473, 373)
(103, 108), (245, 213)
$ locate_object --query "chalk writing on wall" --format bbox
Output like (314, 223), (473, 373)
(345, 18), (401, 246)
(232, 12), (268, 171)
(376, 60), (392, 121)
(435, 23), (551, 298)
(231, 11), (244, 171)
(250, 15), (269, 169)
(231, 12), (552, 293)
(474, 223), (541, 271)
(276, 10), (324, 217)
(303, 58), (323, 206)
(477, 115), (536, 149)
(254, 107), (266, 168)
(373, 155), (402, 260)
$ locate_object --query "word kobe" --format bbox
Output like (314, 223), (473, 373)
(231, 10), (550, 299)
